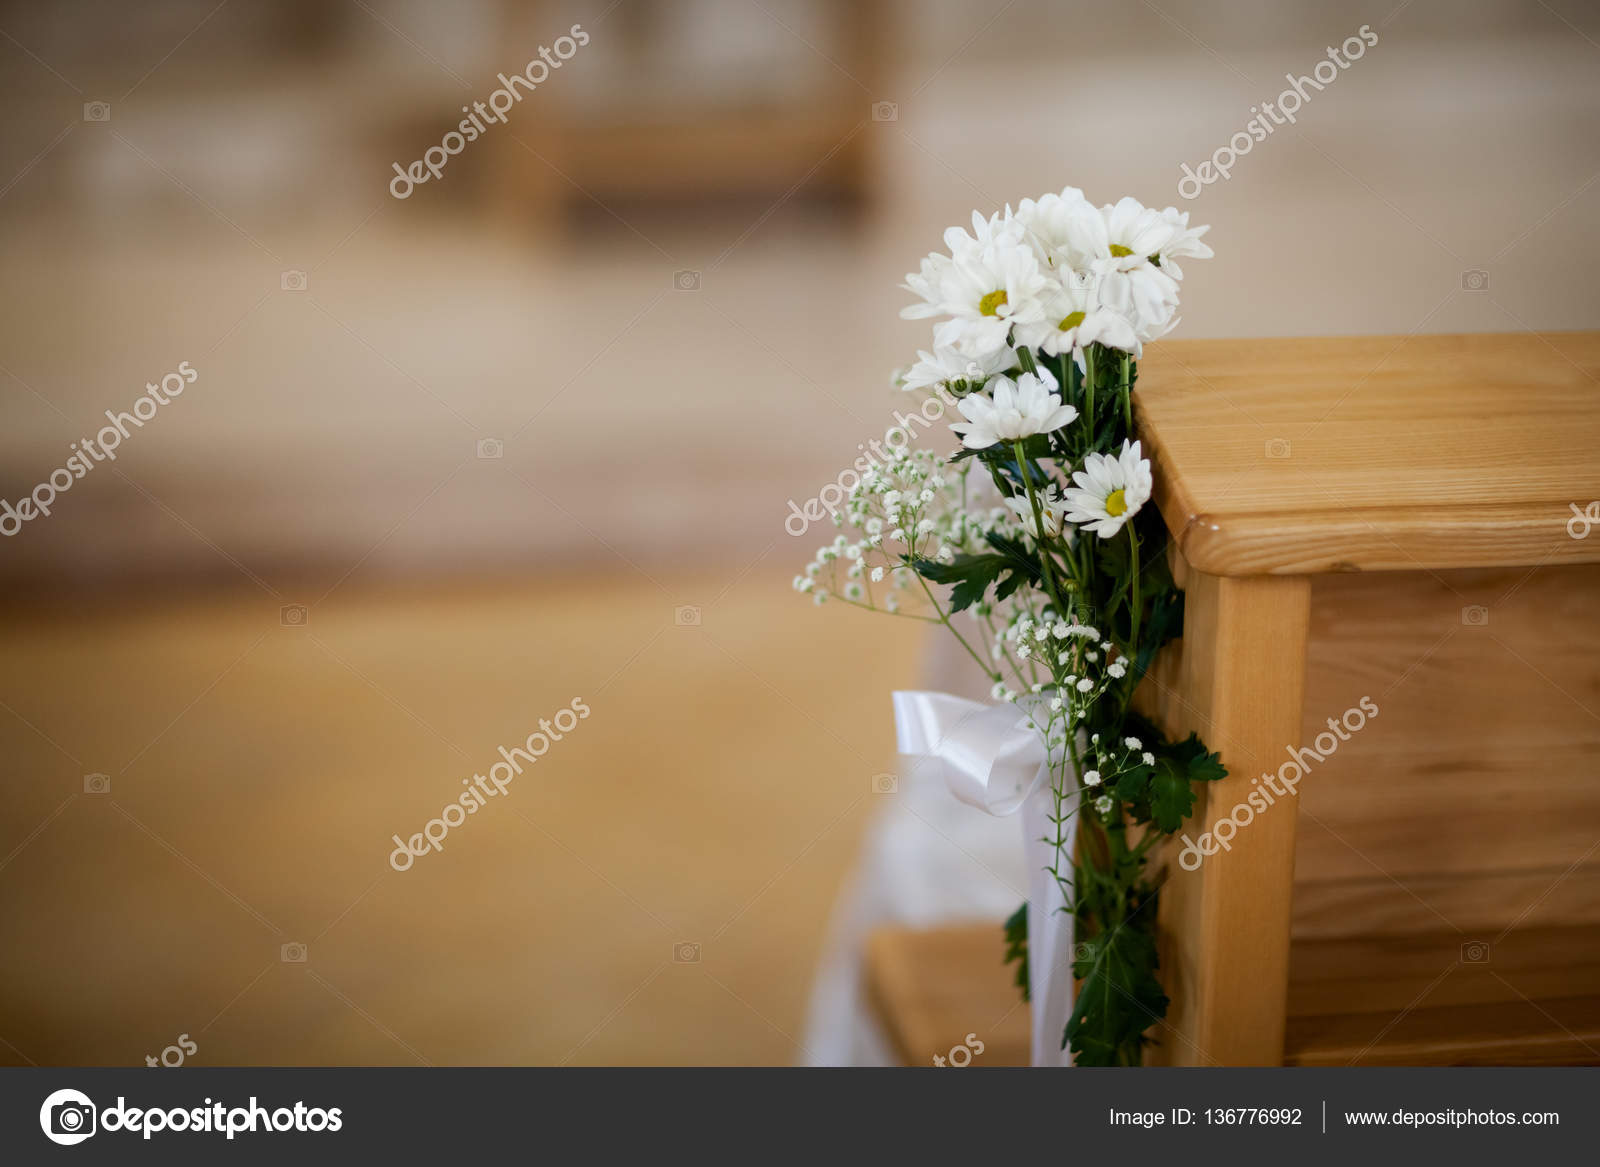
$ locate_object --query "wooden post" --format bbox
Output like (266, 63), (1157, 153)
(1140, 564), (1311, 1066)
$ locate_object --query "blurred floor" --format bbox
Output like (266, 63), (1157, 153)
(0, 569), (925, 1065)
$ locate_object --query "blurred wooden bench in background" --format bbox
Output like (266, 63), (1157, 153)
(868, 332), (1600, 1066)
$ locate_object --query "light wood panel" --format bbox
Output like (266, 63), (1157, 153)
(1142, 567), (1311, 1066)
(864, 924), (1030, 1067)
(864, 920), (1600, 1068)
(1135, 332), (1600, 575)
(1285, 925), (1600, 1066)
(1291, 565), (1600, 929)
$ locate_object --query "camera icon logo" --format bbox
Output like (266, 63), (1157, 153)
(476, 437), (504, 460)
(1461, 605), (1489, 627)
(40, 1088), (97, 1145)
(281, 941), (308, 962)
(871, 100), (898, 122)
(82, 102), (111, 122)
(674, 605), (701, 627)
(673, 269), (701, 291)
(673, 941), (701, 963)
(1461, 940), (1491, 964)
(871, 772), (898, 794)
(280, 604), (308, 627)
(1265, 438), (1292, 459)
(1461, 269), (1489, 291)
(83, 772), (111, 795)
(280, 270), (308, 292)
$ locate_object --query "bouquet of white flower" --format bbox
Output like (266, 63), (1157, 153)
(795, 187), (1225, 1066)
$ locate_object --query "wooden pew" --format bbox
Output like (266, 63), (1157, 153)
(867, 331), (1600, 1067)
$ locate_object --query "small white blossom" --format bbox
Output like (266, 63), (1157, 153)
(1142, 751), (1155, 766)
(1084, 770), (1102, 786)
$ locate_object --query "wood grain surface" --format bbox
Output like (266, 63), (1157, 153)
(1136, 332), (1600, 575)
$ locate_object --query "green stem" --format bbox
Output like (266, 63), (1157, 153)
(1128, 522), (1142, 648)
(912, 571), (999, 682)
(1012, 440), (1067, 618)
(1083, 345), (1096, 446)
(1119, 354), (1132, 433)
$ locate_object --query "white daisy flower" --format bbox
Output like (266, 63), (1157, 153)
(1096, 196), (1182, 341)
(950, 370), (1078, 450)
(902, 214), (1052, 359)
(1063, 439), (1154, 538)
(900, 343), (1016, 394)
(1014, 187), (1107, 272)
(1015, 276), (1141, 365)
(1152, 206), (1214, 281)
(1004, 483), (1075, 543)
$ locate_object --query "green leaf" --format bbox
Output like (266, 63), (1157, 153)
(910, 553), (1004, 614)
(1185, 744), (1227, 785)
(909, 531), (1042, 614)
(1147, 758), (1196, 832)
(1113, 765), (1150, 804)
(1065, 914), (1168, 1065)
(1002, 902), (1029, 1002)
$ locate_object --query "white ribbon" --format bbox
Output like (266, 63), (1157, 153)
(892, 691), (1077, 1067)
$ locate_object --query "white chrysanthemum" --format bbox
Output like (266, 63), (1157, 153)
(1095, 196), (1182, 343)
(902, 214), (1051, 359)
(1014, 270), (1140, 364)
(1014, 187), (1107, 272)
(900, 344), (1015, 393)
(1003, 482), (1074, 543)
(1152, 206), (1213, 281)
(1063, 439), (1154, 538)
(949, 370), (1078, 450)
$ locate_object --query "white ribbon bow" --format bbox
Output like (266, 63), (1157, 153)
(892, 691), (1077, 1067)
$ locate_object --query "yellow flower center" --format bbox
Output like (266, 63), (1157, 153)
(1058, 310), (1085, 332)
(978, 289), (1008, 317)
(1108, 244), (1135, 258)
(1105, 489), (1127, 517)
